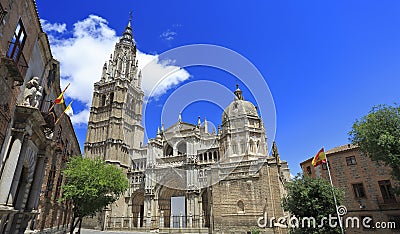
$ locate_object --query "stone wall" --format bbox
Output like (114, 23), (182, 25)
(211, 162), (287, 234)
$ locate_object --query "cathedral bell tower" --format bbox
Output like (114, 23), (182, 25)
(84, 17), (144, 169)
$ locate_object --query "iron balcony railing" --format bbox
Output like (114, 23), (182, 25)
(6, 41), (29, 79)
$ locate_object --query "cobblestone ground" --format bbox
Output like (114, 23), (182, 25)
(81, 228), (152, 234)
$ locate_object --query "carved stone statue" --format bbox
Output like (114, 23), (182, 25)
(23, 77), (42, 108)
(32, 86), (42, 108)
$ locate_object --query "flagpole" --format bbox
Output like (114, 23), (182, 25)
(54, 101), (73, 125)
(54, 110), (66, 125)
(324, 148), (344, 234)
(49, 83), (70, 112)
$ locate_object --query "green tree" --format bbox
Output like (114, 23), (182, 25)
(62, 156), (129, 234)
(282, 174), (344, 234)
(349, 104), (400, 181)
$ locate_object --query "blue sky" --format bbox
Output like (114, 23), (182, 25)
(36, 1), (400, 174)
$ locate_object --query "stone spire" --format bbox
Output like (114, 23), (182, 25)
(156, 126), (162, 139)
(120, 14), (134, 45)
(204, 117), (208, 134)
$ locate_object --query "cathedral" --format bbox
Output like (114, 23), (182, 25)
(84, 18), (290, 234)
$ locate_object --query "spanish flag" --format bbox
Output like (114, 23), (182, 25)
(311, 148), (327, 167)
(54, 91), (65, 104)
(54, 83), (70, 104)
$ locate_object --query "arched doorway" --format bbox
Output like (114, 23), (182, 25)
(158, 186), (186, 228)
(131, 191), (144, 227)
(201, 189), (210, 228)
(156, 169), (187, 228)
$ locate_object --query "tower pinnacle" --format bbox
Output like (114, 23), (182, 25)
(120, 14), (134, 44)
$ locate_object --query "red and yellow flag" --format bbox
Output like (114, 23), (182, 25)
(54, 91), (65, 104)
(53, 83), (71, 105)
(311, 148), (327, 167)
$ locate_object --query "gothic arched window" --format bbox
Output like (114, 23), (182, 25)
(250, 140), (256, 154)
(237, 200), (245, 213)
(165, 144), (173, 156)
(232, 142), (238, 155)
(109, 92), (114, 105)
(177, 141), (187, 155)
(101, 94), (106, 106)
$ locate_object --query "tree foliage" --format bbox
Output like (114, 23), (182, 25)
(282, 174), (344, 234)
(349, 104), (400, 181)
(62, 156), (129, 233)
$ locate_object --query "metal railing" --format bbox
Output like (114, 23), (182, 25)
(105, 213), (209, 230)
(6, 41), (29, 78)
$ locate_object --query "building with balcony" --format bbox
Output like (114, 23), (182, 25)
(0, 0), (81, 233)
(300, 144), (400, 233)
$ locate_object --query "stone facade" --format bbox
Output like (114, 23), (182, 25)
(0, 1), (80, 233)
(300, 144), (400, 233)
(84, 19), (291, 234)
(0, 0), (41, 165)
(32, 62), (81, 233)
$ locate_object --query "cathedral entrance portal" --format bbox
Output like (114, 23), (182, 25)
(158, 186), (185, 228)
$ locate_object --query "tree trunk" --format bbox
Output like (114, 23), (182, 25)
(77, 218), (82, 233)
(69, 213), (76, 234)
(69, 213), (82, 234)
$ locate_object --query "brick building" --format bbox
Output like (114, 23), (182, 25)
(300, 144), (400, 233)
(30, 61), (81, 234)
(0, 0), (40, 159)
(0, 0), (80, 233)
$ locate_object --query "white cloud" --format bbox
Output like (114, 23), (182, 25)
(40, 19), (66, 33)
(160, 29), (177, 41)
(138, 51), (190, 98)
(43, 15), (190, 125)
(70, 109), (90, 125)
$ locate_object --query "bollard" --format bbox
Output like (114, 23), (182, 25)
(188, 212), (192, 228)
(146, 211), (151, 228)
(179, 212), (183, 228)
(160, 210), (164, 228)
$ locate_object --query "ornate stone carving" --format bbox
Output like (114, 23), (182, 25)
(23, 77), (42, 108)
